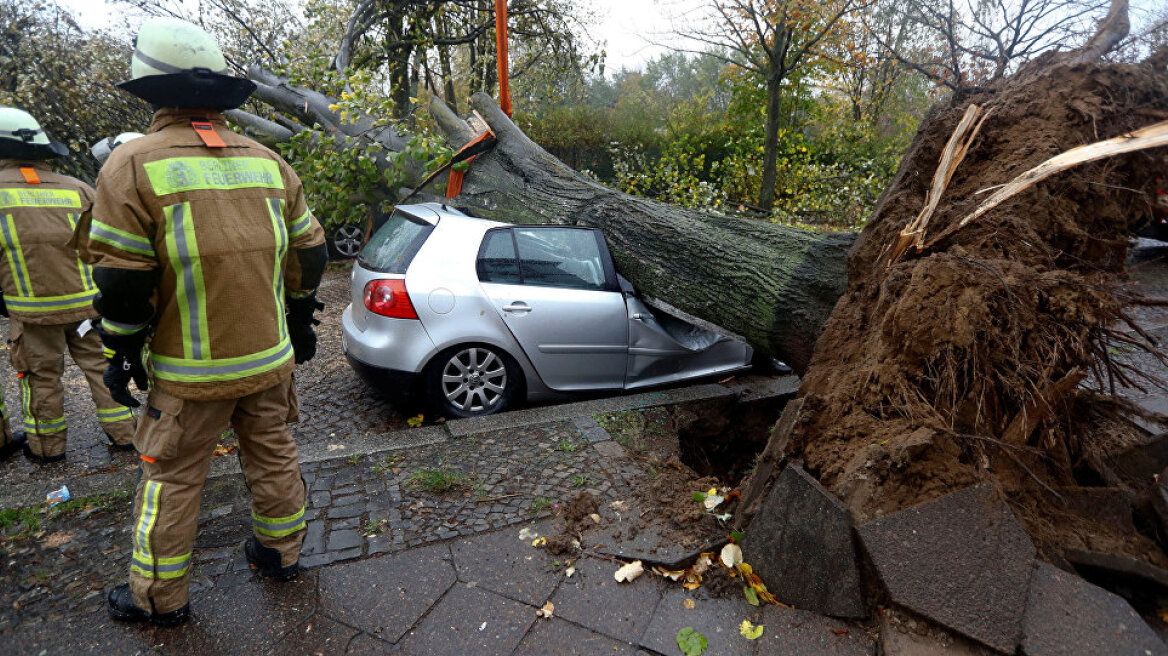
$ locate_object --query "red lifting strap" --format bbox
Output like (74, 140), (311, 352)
(443, 0), (510, 198)
(446, 131), (495, 198)
(495, 0), (511, 117)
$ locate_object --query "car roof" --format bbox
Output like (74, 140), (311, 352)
(395, 202), (511, 230)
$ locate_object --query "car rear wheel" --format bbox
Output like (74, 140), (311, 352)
(426, 345), (520, 418)
(330, 224), (365, 259)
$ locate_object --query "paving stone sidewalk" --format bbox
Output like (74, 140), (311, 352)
(0, 414), (870, 655)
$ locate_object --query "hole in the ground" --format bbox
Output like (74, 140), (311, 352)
(677, 394), (793, 486)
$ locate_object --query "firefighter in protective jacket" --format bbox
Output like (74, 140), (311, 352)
(0, 107), (137, 463)
(82, 18), (327, 626)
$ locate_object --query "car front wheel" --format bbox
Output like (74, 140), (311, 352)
(426, 345), (519, 418)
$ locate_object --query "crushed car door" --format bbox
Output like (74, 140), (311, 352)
(477, 226), (628, 391)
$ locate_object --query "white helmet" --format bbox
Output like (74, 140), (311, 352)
(117, 17), (255, 110)
(0, 107), (68, 160)
(91, 132), (145, 165)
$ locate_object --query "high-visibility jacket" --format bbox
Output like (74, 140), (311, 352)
(82, 108), (325, 401)
(0, 161), (98, 325)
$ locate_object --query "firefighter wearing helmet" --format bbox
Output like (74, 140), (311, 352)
(91, 132), (145, 167)
(81, 17), (327, 626)
(0, 107), (138, 463)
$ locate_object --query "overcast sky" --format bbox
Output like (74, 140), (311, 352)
(60, 0), (701, 73)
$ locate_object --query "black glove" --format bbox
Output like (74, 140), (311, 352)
(93, 320), (150, 407)
(286, 295), (324, 364)
(0, 293), (7, 317)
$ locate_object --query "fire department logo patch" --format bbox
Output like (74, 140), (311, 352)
(164, 160), (198, 191)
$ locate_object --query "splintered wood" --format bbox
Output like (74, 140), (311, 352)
(882, 104), (990, 270)
(884, 114), (1168, 269)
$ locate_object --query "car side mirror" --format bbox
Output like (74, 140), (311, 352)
(617, 274), (636, 295)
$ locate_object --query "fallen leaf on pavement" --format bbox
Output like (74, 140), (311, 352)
(588, 513), (601, 524)
(532, 537), (547, 547)
(676, 627), (707, 656)
(614, 560), (644, 583)
(42, 531), (73, 548)
(212, 444), (237, 458)
(565, 565), (576, 578)
(326, 444), (345, 451)
(609, 500), (627, 512)
(518, 527), (540, 541)
(692, 553), (713, 575)
(536, 601), (555, 618)
(720, 543), (743, 568)
(740, 620), (764, 640)
(683, 598), (696, 610)
(743, 587), (760, 606)
(407, 414), (424, 428)
(832, 629), (849, 636)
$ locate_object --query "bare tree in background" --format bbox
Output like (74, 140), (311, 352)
(872, 0), (1113, 92)
(673, 0), (861, 212)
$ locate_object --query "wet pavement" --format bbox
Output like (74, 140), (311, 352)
(0, 413), (874, 655)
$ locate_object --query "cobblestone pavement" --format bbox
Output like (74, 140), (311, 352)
(0, 415), (873, 655)
(0, 265), (407, 486)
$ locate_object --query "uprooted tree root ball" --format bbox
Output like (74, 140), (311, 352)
(780, 52), (1168, 565)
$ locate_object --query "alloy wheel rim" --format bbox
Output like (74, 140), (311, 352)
(441, 347), (507, 412)
(333, 225), (364, 257)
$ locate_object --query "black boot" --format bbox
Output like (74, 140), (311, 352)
(105, 432), (136, 452)
(107, 583), (189, 627)
(0, 431), (26, 460)
(244, 536), (299, 581)
(22, 440), (64, 464)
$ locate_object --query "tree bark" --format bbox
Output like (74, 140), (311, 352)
(758, 72), (784, 211)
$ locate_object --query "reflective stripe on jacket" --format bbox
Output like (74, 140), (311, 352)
(0, 161), (98, 325)
(82, 109), (325, 401)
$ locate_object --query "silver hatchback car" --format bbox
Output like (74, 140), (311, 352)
(341, 203), (753, 417)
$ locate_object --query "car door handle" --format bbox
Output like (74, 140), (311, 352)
(503, 302), (532, 313)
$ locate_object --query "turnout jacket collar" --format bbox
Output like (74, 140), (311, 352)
(147, 108), (228, 134)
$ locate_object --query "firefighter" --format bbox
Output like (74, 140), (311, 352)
(0, 107), (137, 463)
(90, 132), (144, 167)
(83, 18), (326, 627)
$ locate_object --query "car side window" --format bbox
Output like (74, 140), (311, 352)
(476, 229), (523, 284)
(514, 228), (607, 291)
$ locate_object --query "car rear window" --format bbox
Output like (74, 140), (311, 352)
(358, 210), (434, 273)
(476, 229), (523, 284)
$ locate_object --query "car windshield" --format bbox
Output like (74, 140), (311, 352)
(358, 210), (434, 273)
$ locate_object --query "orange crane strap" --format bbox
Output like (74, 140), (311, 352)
(495, 0), (511, 117)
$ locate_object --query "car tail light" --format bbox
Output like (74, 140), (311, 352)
(364, 279), (418, 319)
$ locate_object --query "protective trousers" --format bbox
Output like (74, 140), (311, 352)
(9, 320), (135, 457)
(129, 376), (305, 614)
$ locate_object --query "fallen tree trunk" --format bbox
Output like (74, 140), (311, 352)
(236, 71), (854, 372)
(422, 94), (854, 372)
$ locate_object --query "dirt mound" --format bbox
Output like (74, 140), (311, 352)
(786, 54), (1168, 565)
